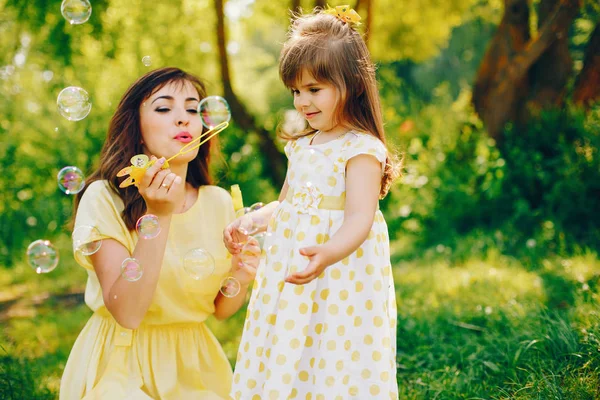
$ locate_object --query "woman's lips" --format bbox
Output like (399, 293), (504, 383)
(305, 112), (320, 119)
(174, 133), (193, 143)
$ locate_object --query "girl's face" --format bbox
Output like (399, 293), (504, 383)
(139, 80), (203, 163)
(292, 69), (346, 135)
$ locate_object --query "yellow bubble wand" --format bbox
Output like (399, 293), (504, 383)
(117, 120), (229, 188)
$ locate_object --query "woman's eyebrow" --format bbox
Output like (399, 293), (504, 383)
(151, 95), (199, 104)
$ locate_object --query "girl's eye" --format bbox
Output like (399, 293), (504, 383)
(309, 88), (320, 93)
(187, 109), (198, 114)
(155, 108), (169, 113)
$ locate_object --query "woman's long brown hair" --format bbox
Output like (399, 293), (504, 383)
(279, 10), (401, 197)
(73, 67), (213, 230)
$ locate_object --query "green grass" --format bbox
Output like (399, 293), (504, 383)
(1, 238), (599, 399)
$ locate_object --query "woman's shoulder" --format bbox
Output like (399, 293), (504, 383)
(81, 180), (123, 207)
(198, 185), (233, 203)
(85, 179), (110, 194)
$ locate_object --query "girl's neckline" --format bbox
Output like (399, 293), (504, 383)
(308, 130), (350, 146)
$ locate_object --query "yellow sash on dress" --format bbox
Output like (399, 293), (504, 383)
(285, 190), (346, 210)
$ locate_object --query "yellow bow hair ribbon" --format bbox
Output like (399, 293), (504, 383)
(323, 5), (361, 26)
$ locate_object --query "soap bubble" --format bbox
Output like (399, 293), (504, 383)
(237, 213), (268, 237)
(198, 96), (231, 129)
(121, 257), (143, 282)
(235, 206), (251, 218)
(57, 166), (85, 194)
(220, 276), (241, 297)
(61, 0), (92, 25)
(136, 214), (161, 239)
(183, 248), (215, 280)
(241, 232), (272, 264)
(250, 231), (271, 250)
(142, 56), (152, 67)
(57, 86), (92, 121)
(249, 202), (264, 212)
(27, 240), (59, 274)
(72, 225), (102, 255)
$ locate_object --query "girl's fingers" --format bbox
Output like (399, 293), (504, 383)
(223, 227), (233, 243)
(285, 274), (315, 285)
(285, 264), (317, 283)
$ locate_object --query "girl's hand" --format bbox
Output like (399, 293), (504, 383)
(285, 245), (333, 285)
(230, 237), (261, 286)
(138, 156), (182, 217)
(223, 214), (254, 254)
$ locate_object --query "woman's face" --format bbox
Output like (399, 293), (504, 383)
(139, 80), (203, 164)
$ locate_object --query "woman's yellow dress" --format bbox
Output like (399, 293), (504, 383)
(60, 180), (235, 400)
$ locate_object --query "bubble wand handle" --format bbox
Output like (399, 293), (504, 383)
(165, 121), (229, 163)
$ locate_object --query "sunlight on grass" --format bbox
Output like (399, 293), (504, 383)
(392, 249), (600, 399)
(1, 245), (599, 399)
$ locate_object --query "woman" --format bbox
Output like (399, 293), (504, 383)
(60, 67), (257, 399)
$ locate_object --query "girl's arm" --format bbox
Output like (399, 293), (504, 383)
(91, 158), (180, 329)
(223, 178), (290, 254)
(285, 154), (381, 285)
(213, 239), (261, 319)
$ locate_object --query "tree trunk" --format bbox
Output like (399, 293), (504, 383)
(573, 22), (600, 109)
(214, 0), (287, 187)
(472, 0), (581, 142)
(472, 0), (531, 142)
(527, 0), (574, 111)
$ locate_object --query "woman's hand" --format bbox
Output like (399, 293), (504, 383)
(285, 245), (334, 285)
(138, 156), (182, 217)
(229, 237), (261, 287)
(223, 214), (254, 254)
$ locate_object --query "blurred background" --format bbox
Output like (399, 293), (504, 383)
(1, 0), (599, 398)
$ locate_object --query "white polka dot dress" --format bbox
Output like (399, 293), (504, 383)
(231, 131), (398, 399)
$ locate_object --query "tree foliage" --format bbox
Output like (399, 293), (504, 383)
(0, 0), (598, 268)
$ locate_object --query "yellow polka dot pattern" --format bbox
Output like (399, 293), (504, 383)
(231, 131), (398, 398)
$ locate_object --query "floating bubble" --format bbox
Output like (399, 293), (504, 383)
(241, 232), (273, 263)
(240, 234), (266, 266)
(198, 96), (231, 129)
(251, 231), (272, 249)
(237, 213), (268, 237)
(57, 86), (92, 121)
(136, 214), (161, 239)
(249, 202), (264, 212)
(142, 56), (152, 67)
(72, 225), (102, 255)
(27, 240), (59, 274)
(220, 276), (241, 297)
(235, 206), (251, 218)
(61, 0), (92, 24)
(183, 248), (215, 280)
(57, 166), (85, 194)
(121, 257), (143, 282)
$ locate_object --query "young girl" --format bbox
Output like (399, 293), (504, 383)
(60, 67), (258, 400)
(223, 7), (399, 399)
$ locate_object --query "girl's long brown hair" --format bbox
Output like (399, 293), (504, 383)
(73, 67), (213, 230)
(279, 10), (400, 197)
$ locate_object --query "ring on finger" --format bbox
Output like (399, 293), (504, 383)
(161, 183), (169, 188)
